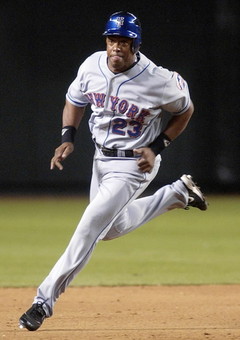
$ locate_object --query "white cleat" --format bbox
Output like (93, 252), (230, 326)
(180, 174), (208, 211)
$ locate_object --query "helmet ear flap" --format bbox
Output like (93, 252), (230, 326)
(132, 40), (141, 53)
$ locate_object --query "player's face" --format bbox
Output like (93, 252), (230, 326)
(106, 36), (135, 73)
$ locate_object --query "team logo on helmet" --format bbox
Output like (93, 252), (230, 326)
(116, 16), (125, 27)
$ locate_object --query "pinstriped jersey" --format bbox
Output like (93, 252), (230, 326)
(66, 51), (191, 150)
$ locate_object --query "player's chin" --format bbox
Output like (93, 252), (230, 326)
(109, 56), (124, 67)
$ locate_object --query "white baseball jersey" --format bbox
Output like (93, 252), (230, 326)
(66, 51), (191, 151)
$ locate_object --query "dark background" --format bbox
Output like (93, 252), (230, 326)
(1, 0), (239, 195)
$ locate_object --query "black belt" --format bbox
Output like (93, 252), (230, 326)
(97, 144), (135, 157)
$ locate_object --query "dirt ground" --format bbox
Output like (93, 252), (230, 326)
(1, 286), (240, 340)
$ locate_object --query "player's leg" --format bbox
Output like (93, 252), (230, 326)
(102, 178), (187, 240)
(102, 174), (207, 240)
(20, 156), (159, 328)
(89, 152), (101, 202)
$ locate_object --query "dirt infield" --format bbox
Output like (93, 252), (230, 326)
(1, 286), (240, 340)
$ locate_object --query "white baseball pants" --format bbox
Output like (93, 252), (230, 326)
(34, 152), (188, 316)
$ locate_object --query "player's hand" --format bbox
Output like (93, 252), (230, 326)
(133, 147), (156, 173)
(50, 142), (74, 170)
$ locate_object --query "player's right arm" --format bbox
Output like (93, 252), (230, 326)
(50, 100), (85, 171)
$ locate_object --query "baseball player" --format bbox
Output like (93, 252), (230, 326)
(19, 11), (207, 331)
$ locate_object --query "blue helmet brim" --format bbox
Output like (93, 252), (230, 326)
(103, 29), (138, 39)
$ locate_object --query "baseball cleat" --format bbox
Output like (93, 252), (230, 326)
(19, 302), (46, 331)
(180, 174), (208, 211)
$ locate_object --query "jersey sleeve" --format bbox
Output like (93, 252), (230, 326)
(66, 64), (90, 107)
(161, 71), (191, 115)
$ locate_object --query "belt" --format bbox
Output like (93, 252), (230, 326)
(97, 144), (135, 157)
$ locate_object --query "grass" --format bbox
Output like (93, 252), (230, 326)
(0, 195), (240, 287)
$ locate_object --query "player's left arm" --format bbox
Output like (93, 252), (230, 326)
(162, 100), (194, 141)
(135, 100), (194, 173)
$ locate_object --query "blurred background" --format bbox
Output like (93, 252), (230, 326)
(1, 0), (239, 195)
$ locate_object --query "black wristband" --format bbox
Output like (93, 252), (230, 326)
(149, 132), (171, 156)
(61, 126), (77, 144)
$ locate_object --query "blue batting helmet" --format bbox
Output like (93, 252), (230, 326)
(103, 11), (142, 53)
